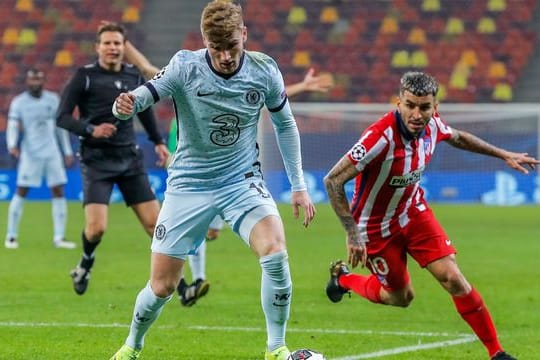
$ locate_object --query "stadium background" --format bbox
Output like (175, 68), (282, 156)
(0, 0), (539, 205)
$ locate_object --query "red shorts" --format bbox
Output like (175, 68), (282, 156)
(365, 208), (456, 291)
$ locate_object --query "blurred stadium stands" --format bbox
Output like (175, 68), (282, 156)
(0, 1), (539, 204)
(0, 0), (144, 131)
(0, 0), (539, 137)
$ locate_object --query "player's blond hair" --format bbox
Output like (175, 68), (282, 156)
(200, 0), (244, 44)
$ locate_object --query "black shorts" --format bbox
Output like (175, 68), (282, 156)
(79, 145), (156, 206)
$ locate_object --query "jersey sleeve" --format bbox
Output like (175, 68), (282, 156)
(6, 97), (21, 150)
(346, 127), (388, 172)
(264, 57), (288, 112)
(115, 51), (185, 120)
(432, 112), (453, 143)
(56, 68), (89, 136)
(265, 58), (306, 191)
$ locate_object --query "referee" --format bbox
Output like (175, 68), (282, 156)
(57, 23), (169, 295)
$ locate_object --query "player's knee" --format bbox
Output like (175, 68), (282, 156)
(85, 223), (106, 240)
(386, 288), (414, 307)
(151, 279), (176, 298)
(440, 270), (469, 295)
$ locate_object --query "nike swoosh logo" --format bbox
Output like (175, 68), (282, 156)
(272, 302), (289, 307)
(197, 90), (214, 97)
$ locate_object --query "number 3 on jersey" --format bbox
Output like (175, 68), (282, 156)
(210, 114), (240, 146)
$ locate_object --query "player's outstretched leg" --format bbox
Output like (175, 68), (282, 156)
(326, 260), (350, 302)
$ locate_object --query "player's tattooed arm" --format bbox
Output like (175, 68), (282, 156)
(448, 129), (539, 174)
(324, 156), (367, 268)
(323, 156), (358, 228)
(447, 129), (504, 157)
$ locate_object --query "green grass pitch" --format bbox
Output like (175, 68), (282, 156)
(0, 202), (539, 359)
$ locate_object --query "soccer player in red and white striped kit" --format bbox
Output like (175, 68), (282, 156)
(324, 71), (538, 360)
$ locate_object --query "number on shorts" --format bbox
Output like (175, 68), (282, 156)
(250, 182), (270, 198)
(367, 256), (389, 276)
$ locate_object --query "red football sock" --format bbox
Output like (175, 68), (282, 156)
(339, 274), (382, 303)
(452, 288), (502, 357)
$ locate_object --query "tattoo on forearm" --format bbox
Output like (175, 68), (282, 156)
(450, 130), (501, 157)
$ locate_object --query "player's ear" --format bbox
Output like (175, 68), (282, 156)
(242, 26), (247, 42)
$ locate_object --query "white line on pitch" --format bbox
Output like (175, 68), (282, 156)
(0, 322), (472, 338)
(332, 336), (477, 360)
(188, 325), (473, 338)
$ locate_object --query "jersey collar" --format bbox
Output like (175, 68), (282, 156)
(395, 110), (425, 141)
(205, 50), (245, 79)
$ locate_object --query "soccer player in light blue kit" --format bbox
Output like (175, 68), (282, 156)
(5, 68), (75, 249)
(110, 1), (315, 359)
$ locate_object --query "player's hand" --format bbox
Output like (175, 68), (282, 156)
(64, 155), (74, 167)
(8, 148), (19, 159)
(291, 190), (316, 227)
(346, 234), (367, 269)
(114, 92), (136, 116)
(154, 144), (170, 168)
(302, 68), (334, 93)
(503, 151), (540, 174)
(92, 123), (117, 139)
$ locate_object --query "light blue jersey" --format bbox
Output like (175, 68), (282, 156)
(118, 49), (306, 192)
(7, 90), (72, 159)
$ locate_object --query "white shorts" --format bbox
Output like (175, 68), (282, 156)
(16, 153), (67, 188)
(151, 175), (280, 259)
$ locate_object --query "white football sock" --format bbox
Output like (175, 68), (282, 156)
(126, 282), (172, 350)
(260, 250), (291, 352)
(52, 197), (67, 242)
(6, 194), (24, 240)
(188, 240), (206, 281)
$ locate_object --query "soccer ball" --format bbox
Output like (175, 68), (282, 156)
(287, 349), (326, 360)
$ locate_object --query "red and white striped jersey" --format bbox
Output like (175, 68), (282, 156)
(346, 110), (453, 241)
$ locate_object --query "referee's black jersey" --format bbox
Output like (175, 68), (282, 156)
(57, 62), (164, 148)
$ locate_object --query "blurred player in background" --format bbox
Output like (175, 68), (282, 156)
(123, 36), (333, 308)
(5, 68), (75, 250)
(56, 23), (169, 296)
(324, 71), (538, 360)
(110, 1), (315, 359)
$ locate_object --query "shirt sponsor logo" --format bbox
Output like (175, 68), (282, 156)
(389, 168), (423, 187)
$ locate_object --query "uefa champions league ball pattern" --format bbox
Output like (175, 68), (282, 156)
(287, 349), (326, 360)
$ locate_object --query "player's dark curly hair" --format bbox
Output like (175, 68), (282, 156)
(399, 71), (438, 97)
